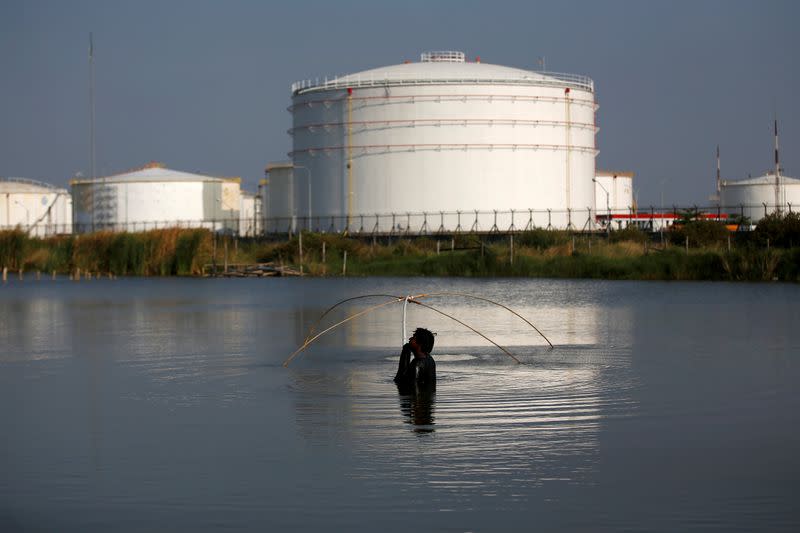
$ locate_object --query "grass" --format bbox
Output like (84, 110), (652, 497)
(1, 228), (798, 281)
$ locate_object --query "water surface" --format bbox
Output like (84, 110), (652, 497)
(1, 277), (798, 531)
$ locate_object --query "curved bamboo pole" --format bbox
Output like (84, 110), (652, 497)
(415, 292), (553, 348)
(284, 291), (552, 367)
(283, 297), (404, 367)
(301, 293), (426, 344)
(407, 299), (521, 364)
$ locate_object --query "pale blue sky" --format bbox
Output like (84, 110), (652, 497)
(1, 0), (797, 205)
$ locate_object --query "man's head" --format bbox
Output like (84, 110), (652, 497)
(411, 328), (435, 355)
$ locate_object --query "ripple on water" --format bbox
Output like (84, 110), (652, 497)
(290, 353), (639, 503)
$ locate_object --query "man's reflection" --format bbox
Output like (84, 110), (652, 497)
(397, 385), (435, 433)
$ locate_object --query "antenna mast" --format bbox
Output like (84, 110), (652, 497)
(716, 145), (721, 202)
(89, 33), (96, 182)
(774, 118), (781, 213)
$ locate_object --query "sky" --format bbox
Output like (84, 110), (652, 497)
(1, 0), (797, 205)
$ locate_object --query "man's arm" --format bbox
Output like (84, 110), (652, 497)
(394, 343), (412, 383)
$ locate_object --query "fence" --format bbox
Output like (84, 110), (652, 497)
(1, 203), (794, 238)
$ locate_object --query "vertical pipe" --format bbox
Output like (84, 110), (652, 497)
(346, 88), (354, 231)
(342, 250), (347, 276)
(564, 88), (572, 221)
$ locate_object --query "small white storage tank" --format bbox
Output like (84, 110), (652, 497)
(240, 191), (257, 237)
(594, 170), (634, 217)
(720, 172), (800, 222)
(0, 178), (72, 236)
(290, 51), (598, 231)
(71, 162), (241, 234)
(262, 162), (295, 233)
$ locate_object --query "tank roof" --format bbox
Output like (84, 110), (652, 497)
(0, 177), (67, 193)
(596, 170), (635, 178)
(722, 172), (799, 186)
(292, 51), (593, 95)
(265, 162), (294, 172)
(70, 163), (236, 185)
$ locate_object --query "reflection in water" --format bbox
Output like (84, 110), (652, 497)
(396, 386), (436, 434)
(3, 278), (798, 531)
(290, 353), (631, 499)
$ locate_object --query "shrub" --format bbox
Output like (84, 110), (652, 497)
(670, 220), (729, 247)
(754, 212), (800, 248)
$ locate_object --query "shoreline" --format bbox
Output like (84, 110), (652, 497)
(2, 224), (798, 283)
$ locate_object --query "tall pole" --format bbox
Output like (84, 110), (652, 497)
(593, 178), (610, 235)
(774, 118), (781, 213)
(89, 33), (96, 182)
(89, 33), (96, 231)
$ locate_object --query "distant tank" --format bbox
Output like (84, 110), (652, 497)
(70, 162), (241, 234)
(0, 177), (72, 236)
(720, 172), (800, 222)
(593, 171), (634, 215)
(261, 162), (295, 233)
(289, 51), (598, 231)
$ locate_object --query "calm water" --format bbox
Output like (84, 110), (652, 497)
(1, 277), (798, 532)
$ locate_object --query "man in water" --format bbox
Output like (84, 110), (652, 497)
(394, 327), (436, 389)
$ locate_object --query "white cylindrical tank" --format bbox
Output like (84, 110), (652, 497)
(263, 162), (294, 233)
(290, 51), (598, 231)
(240, 191), (256, 237)
(594, 171), (634, 228)
(0, 178), (72, 236)
(70, 162), (242, 234)
(720, 173), (800, 222)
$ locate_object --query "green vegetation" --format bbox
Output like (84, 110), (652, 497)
(2, 214), (800, 281)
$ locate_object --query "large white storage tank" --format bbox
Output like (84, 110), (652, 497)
(262, 162), (295, 233)
(290, 51), (598, 232)
(0, 178), (72, 236)
(720, 172), (800, 222)
(71, 162), (242, 234)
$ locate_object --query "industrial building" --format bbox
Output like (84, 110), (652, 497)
(0, 178), (72, 237)
(720, 172), (800, 223)
(71, 162), (242, 234)
(289, 50), (598, 232)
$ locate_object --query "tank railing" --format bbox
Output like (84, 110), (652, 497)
(3, 202), (792, 237)
(292, 70), (594, 95)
